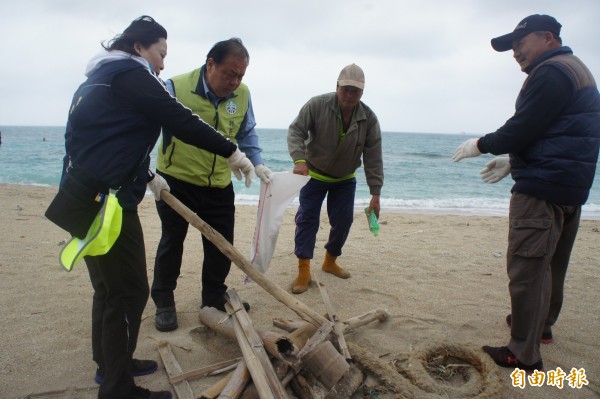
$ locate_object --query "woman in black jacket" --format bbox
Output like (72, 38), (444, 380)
(61, 16), (253, 399)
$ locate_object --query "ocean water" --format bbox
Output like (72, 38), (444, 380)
(1, 125), (599, 219)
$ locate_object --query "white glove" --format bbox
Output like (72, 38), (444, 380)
(254, 164), (273, 184)
(148, 173), (170, 201)
(452, 138), (481, 162)
(480, 157), (511, 184)
(227, 148), (255, 188)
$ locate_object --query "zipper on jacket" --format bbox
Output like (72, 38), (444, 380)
(206, 104), (220, 187)
(165, 142), (175, 169)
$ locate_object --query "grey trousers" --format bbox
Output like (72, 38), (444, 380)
(506, 192), (581, 365)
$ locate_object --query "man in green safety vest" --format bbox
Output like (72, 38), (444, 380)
(151, 38), (272, 331)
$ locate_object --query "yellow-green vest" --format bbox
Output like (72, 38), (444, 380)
(157, 68), (250, 187)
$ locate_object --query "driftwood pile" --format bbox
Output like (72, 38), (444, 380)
(157, 191), (502, 399)
(158, 191), (385, 398)
(158, 286), (388, 399)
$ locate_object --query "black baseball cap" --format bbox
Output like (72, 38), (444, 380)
(491, 14), (561, 52)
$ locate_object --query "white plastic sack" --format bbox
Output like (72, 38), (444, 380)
(248, 171), (310, 275)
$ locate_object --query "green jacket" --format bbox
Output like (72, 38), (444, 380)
(157, 67), (250, 187)
(288, 92), (383, 195)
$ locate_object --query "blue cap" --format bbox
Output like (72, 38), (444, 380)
(491, 14), (561, 52)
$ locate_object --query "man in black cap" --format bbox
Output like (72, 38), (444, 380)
(453, 15), (600, 371)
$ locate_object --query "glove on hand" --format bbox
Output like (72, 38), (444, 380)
(255, 164), (273, 184)
(148, 173), (170, 201)
(452, 138), (481, 162)
(227, 148), (255, 188)
(480, 156), (511, 184)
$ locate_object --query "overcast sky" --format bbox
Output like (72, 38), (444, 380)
(1, 0), (599, 134)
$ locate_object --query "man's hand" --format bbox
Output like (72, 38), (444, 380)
(227, 148), (255, 188)
(255, 164), (273, 184)
(452, 138), (481, 162)
(480, 157), (511, 183)
(369, 195), (381, 218)
(292, 161), (308, 176)
(148, 173), (170, 201)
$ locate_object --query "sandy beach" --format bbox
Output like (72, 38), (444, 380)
(1, 184), (599, 398)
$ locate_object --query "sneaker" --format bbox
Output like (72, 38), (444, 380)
(155, 307), (178, 332)
(132, 385), (172, 399)
(482, 345), (544, 371)
(95, 359), (158, 384)
(505, 314), (554, 344)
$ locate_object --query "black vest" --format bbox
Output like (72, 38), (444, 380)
(512, 49), (600, 205)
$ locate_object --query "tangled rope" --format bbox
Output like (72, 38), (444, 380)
(349, 342), (501, 399)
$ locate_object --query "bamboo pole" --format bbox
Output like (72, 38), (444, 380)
(161, 191), (328, 328)
(225, 290), (289, 399)
(272, 318), (308, 333)
(198, 306), (298, 362)
(218, 361), (251, 399)
(260, 330), (299, 362)
(324, 365), (364, 399)
(342, 308), (390, 333)
(226, 306), (273, 399)
(168, 357), (243, 384)
(239, 362), (295, 399)
(315, 280), (351, 360)
(273, 308), (390, 335)
(199, 373), (233, 399)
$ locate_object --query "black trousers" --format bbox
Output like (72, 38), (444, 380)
(151, 174), (235, 309)
(86, 211), (149, 398)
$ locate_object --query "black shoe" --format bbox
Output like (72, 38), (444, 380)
(95, 359), (158, 384)
(201, 300), (250, 312)
(505, 314), (554, 344)
(482, 345), (544, 371)
(132, 385), (172, 399)
(155, 307), (178, 332)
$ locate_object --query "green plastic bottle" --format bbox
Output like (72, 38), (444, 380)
(364, 207), (379, 237)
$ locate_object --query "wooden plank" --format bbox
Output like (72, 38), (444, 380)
(157, 341), (195, 399)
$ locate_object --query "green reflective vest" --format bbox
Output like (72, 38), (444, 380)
(157, 68), (250, 187)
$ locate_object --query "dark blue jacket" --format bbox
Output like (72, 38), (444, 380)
(64, 59), (158, 210)
(479, 47), (600, 205)
(62, 53), (237, 210)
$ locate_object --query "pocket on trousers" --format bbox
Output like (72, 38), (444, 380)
(508, 218), (552, 258)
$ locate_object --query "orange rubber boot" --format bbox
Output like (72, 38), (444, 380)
(322, 251), (351, 279)
(292, 258), (312, 294)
